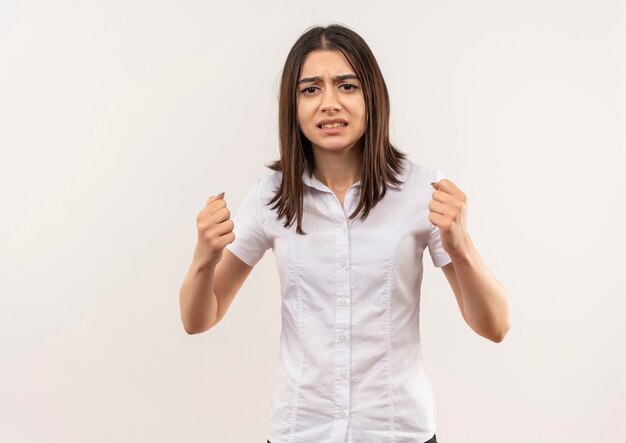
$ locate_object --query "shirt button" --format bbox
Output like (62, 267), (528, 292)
(339, 225), (346, 233)
(338, 298), (347, 307)
(339, 410), (347, 419)
(340, 371), (348, 379)
(338, 335), (346, 343)
(339, 259), (347, 268)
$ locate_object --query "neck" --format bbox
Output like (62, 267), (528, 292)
(311, 143), (361, 193)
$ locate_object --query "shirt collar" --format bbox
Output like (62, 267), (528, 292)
(301, 160), (409, 193)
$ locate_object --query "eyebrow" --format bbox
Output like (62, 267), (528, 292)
(297, 74), (359, 84)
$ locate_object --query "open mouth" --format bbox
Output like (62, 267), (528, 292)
(318, 122), (348, 129)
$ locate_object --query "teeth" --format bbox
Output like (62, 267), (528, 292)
(321, 122), (346, 129)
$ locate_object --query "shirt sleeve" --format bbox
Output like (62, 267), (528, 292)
(427, 168), (453, 268)
(225, 179), (271, 267)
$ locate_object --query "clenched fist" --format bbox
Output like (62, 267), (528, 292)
(195, 192), (235, 266)
(428, 179), (471, 258)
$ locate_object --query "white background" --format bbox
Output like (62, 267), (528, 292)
(1, 1), (624, 442)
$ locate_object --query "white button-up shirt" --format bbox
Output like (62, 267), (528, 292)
(226, 159), (452, 443)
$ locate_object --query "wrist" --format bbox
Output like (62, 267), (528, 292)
(193, 245), (220, 272)
(448, 232), (476, 263)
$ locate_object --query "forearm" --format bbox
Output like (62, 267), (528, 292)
(179, 246), (219, 334)
(450, 241), (510, 342)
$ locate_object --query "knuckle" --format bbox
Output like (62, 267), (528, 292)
(210, 201), (225, 213)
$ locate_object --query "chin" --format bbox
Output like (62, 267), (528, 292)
(312, 138), (361, 152)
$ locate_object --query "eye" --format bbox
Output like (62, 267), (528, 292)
(300, 86), (319, 95)
(340, 83), (358, 91)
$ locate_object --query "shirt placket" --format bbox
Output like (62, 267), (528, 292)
(331, 190), (354, 443)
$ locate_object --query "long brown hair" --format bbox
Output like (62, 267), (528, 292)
(266, 24), (407, 235)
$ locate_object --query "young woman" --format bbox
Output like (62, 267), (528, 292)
(180, 24), (510, 443)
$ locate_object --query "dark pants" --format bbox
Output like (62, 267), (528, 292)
(267, 434), (437, 443)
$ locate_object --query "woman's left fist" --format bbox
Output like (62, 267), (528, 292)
(428, 179), (471, 258)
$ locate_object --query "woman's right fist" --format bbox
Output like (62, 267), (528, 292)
(195, 192), (235, 266)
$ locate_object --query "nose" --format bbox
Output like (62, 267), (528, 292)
(320, 88), (341, 112)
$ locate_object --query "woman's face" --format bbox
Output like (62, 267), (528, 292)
(296, 50), (366, 154)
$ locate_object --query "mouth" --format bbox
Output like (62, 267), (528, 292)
(317, 119), (349, 134)
(318, 123), (347, 135)
(318, 122), (347, 129)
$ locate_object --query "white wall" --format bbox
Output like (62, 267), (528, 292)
(1, 1), (624, 442)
